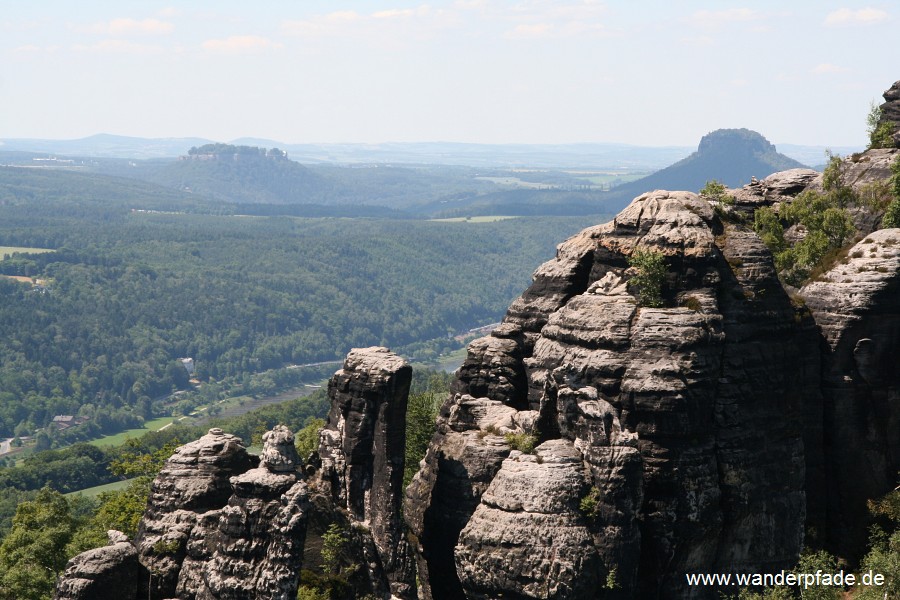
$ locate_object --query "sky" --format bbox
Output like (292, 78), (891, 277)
(1, 1), (896, 147)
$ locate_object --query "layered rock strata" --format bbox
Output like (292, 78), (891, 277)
(56, 427), (309, 600)
(317, 346), (416, 599)
(801, 229), (900, 558)
(407, 190), (814, 599)
(54, 531), (139, 600)
(135, 428), (256, 599)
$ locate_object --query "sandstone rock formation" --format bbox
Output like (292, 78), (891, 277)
(876, 80), (900, 147)
(408, 190), (816, 599)
(729, 168), (819, 211)
(316, 346), (416, 599)
(801, 229), (900, 558)
(55, 531), (139, 600)
(56, 427), (309, 600)
(57, 346), (418, 600)
(135, 427), (256, 598)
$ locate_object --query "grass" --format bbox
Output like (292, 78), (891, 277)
(65, 478), (134, 499)
(429, 215), (518, 223)
(89, 416), (177, 448)
(0, 246), (54, 259)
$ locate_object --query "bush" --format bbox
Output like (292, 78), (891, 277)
(580, 487), (601, 519)
(868, 101), (897, 149)
(504, 432), (537, 454)
(628, 248), (667, 308)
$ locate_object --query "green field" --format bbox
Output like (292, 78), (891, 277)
(0, 246), (54, 259)
(429, 215), (518, 223)
(65, 478), (134, 499)
(88, 416), (177, 448)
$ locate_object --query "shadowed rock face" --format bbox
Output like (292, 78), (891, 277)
(55, 532), (139, 600)
(801, 229), (900, 559)
(877, 80), (900, 146)
(407, 191), (814, 599)
(317, 346), (417, 598)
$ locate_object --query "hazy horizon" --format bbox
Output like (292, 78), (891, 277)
(3, 1), (895, 147)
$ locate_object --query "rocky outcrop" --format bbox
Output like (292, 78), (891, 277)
(729, 168), (819, 211)
(56, 427), (309, 600)
(408, 190), (814, 599)
(135, 428), (256, 599)
(317, 346), (416, 598)
(876, 80), (900, 146)
(801, 229), (900, 558)
(455, 440), (601, 600)
(191, 425), (308, 600)
(55, 531), (139, 600)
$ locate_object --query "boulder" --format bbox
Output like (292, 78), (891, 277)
(54, 532), (139, 600)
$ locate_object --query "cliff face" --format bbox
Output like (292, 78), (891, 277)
(406, 135), (900, 598)
(407, 191), (816, 598)
(801, 229), (900, 558)
(316, 346), (417, 599)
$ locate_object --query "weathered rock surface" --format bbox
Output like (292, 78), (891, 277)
(801, 229), (900, 558)
(317, 346), (416, 598)
(135, 428), (256, 599)
(877, 79), (900, 146)
(55, 531), (139, 600)
(57, 426), (310, 600)
(456, 440), (599, 600)
(191, 425), (309, 600)
(408, 190), (814, 599)
(729, 168), (820, 211)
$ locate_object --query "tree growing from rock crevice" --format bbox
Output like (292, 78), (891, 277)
(628, 248), (667, 307)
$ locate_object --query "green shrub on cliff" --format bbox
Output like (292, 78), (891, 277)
(628, 248), (667, 308)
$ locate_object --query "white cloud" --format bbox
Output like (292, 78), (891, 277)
(281, 11), (363, 36)
(201, 35), (283, 54)
(824, 7), (888, 26)
(158, 7), (181, 18)
(72, 39), (165, 55)
(13, 44), (42, 53)
(76, 18), (174, 36)
(505, 22), (553, 38)
(811, 63), (848, 74)
(502, 1), (614, 39)
(679, 35), (714, 47)
(372, 9), (417, 20)
(688, 8), (763, 28)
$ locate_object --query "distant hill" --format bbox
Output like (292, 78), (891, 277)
(129, 143), (333, 205)
(608, 129), (807, 201)
(0, 133), (212, 159)
(1, 135), (693, 170)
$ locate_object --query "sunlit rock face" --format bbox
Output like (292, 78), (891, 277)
(408, 191), (814, 599)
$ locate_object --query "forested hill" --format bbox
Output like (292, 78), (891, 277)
(0, 172), (605, 439)
(131, 143), (331, 205)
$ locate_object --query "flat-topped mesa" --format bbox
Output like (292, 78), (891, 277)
(317, 346), (416, 599)
(408, 190), (813, 599)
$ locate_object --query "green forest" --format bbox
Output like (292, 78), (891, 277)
(0, 165), (604, 440)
